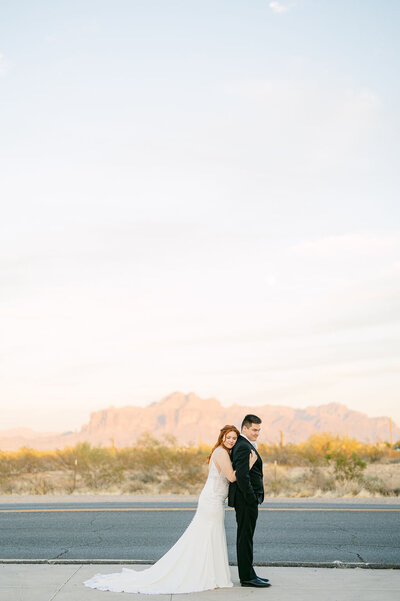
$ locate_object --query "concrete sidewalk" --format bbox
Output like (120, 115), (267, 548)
(1, 564), (399, 601)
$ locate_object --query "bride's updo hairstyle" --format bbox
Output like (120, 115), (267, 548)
(207, 425), (240, 464)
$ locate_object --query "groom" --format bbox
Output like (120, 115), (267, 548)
(228, 414), (270, 588)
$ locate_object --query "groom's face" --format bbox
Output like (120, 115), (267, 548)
(242, 422), (261, 442)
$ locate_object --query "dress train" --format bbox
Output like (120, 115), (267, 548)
(83, 455), (233, 594)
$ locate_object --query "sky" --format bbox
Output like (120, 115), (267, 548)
(1, 0), (400, 433)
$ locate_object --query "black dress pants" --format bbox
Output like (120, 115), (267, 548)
(234, 493), (259, 582)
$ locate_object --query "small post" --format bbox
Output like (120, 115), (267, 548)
(72, 458), (78, 492)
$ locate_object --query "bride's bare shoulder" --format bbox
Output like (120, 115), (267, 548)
(212, 446), (229, 457)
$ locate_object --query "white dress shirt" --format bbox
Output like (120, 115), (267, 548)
(241, 433), (258, 450)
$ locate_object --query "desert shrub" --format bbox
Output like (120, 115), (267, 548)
(121, 433), (208, 493)
(258, 433), (388, 467)
(263, 464), (337, 497)
(29, 476), (55, 494)
(66, 443), (124, 490)
(1, 431), (398, 496)
(361, 475), (391, 495)
(325, 449), (366, 481)
(259, 443), (305, 466)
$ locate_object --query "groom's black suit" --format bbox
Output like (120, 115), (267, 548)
(228, 435), (264, 583)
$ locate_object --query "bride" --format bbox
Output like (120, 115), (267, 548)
(84, 425), (257, 594)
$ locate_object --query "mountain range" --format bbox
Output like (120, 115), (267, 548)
(1, 391), (398, 450)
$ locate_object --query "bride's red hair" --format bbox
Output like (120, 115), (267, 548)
(207, 425), (240, 464)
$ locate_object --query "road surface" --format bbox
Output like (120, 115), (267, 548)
(1, 499), (399, 566)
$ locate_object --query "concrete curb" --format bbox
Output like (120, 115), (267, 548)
(1, 559), (399, 569)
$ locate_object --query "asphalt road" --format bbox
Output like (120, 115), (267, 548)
(1, 500), (399, 566)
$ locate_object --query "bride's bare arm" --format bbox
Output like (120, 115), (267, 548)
(213, 448), (258, 482)
(212, 448), (236, 482)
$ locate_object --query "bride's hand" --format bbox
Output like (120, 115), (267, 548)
(249, 450), (257, 469)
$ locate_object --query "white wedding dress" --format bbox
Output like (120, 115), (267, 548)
(84, 452), (233, 594)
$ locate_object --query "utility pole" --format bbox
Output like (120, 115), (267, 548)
(389, 418), (393, 454)
(280, 430), (283, 448)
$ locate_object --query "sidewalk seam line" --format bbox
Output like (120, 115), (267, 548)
(48, 564), (83, 601)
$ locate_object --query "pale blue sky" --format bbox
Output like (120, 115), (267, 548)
(1, 1), (399, 433)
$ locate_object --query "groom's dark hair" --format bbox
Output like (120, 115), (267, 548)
(241, 414), (262, 429)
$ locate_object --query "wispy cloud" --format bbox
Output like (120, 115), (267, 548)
(269, 1), (289, 14)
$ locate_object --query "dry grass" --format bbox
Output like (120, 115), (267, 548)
(262, 463), (400, 497)
(1, 432), (399, 497)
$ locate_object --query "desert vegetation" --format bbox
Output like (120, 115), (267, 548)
(0, 433), (399, 497)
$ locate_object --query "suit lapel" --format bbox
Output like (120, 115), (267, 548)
(239, 434), (262, 464)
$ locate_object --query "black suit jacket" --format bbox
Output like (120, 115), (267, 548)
(228, 435), (264, 508)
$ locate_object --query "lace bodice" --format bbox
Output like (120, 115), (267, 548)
(84, 448), (233, 594)
(200, 453), (229, 501)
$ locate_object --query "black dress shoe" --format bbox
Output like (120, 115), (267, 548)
(255, 576), (269, 583)
(241, 578), (271, 588)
